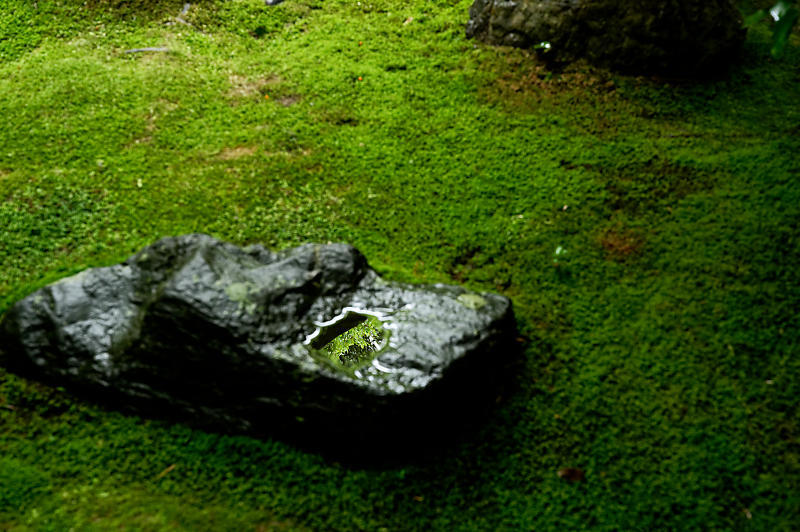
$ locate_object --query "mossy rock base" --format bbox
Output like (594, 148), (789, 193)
(465, 0), (746, 76)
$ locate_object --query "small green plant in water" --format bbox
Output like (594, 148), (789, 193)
(321, 316), (386, 368)
(306, 311), (389, 371)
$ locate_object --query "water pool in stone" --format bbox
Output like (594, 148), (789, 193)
(304, 307), (393, 372)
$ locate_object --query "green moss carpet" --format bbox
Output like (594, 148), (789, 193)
(1, 0), (799, 529)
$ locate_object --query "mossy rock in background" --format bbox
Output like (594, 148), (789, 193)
(466, 0), (746, 75)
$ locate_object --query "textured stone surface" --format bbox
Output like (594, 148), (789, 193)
(0, 235), (516, 440)
(465, 0), (746, 75)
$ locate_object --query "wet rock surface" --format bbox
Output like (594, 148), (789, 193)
(0, 235), (516, 445)
(465, 0), (745, 75)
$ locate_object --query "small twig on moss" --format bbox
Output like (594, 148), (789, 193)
(155, 464), (176, 480)
(124, 47), (170, 54)
(168, 3), (205, 33)
(175, 3), (192, 27)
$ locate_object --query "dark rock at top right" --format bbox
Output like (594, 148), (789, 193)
(466, 0), (746, 76)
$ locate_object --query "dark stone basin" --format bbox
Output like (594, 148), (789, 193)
(0, 235), (517, 448)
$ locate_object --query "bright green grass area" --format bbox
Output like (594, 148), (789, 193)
(1, 0), (799, 529)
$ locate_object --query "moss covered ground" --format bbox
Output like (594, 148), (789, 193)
(1, 0), (799, 529)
